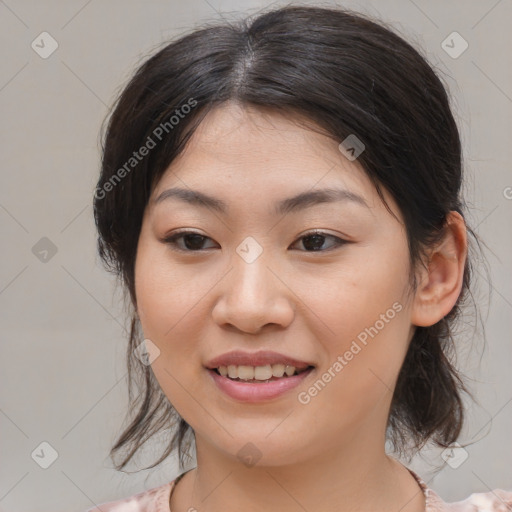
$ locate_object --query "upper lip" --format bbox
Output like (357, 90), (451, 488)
(205, 350), (314, 370)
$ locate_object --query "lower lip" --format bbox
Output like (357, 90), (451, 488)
(206, 367), (315, 402)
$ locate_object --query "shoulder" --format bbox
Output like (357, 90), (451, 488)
(428, 488), (512, 511)
(426, 484), (512, 511)
(408, 467), (512, 512)
(82, 480), (174, 512)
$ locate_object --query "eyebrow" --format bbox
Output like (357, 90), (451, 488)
(153, 186), (369, 216)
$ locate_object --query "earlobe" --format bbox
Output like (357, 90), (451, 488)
(411, 211), (467, 327)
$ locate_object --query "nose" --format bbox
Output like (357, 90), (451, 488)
(211, 254), (295, 334)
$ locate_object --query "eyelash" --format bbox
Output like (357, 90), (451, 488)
(162, 229), (349, 253)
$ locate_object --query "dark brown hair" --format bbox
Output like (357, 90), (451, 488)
(93, 4), (488, 472)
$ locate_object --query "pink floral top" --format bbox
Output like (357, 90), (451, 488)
(85, 467), (512, 512)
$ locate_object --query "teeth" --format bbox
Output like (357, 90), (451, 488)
(217, 364), (307, 380)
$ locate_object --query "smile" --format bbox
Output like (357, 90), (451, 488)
(206, 366), (315, 402)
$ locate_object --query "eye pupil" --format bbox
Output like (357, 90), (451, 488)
(183, 234), (206, 250)
(302, 234), (325, 251)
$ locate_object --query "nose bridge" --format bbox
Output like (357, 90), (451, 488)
(212, 237), (294, 332)
(229, 238), (274, 307)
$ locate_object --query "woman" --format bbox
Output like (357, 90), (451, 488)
(89, 4), (511, 511)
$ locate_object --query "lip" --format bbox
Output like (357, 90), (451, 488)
(207, 366), (315, 402)
(204, 350), (314, 370)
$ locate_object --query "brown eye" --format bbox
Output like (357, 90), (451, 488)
(290, 231), (348, 252)
(162, 229), (348, 253)
(163, 231), (218, 252)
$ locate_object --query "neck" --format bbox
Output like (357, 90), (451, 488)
(171, 434), (425, 512)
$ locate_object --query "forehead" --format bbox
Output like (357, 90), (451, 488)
(157, 103), (365, 185)
(150, 102), (399, 221)
(173, 102), (358, 168)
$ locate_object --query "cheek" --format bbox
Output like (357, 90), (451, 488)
(295, 250), (409, 343)
(295, 248), (411, 398)
(135, 242), (201, 337)
(134, 247), (209, 414)
(134, 241), (217, 386)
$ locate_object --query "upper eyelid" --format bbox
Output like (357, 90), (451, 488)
(166, 228), (343, 240)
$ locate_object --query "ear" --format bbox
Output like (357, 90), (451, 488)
(411, 211), (468, 327)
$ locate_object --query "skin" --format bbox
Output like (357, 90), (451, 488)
(134, 101), (467, 512)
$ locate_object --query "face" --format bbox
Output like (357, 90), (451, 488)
(134, 102), (417, 467)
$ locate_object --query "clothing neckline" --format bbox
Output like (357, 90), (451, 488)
(406, 466), (433, 511)
(165, 465), (434, 512)
(166, 468), (192, 511)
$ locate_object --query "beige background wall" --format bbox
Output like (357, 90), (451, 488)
(1, 1), (511, 511)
